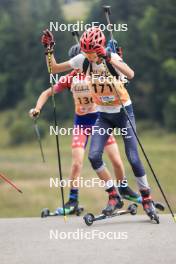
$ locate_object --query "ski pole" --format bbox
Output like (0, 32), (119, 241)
(103, 5), (176, 223)
(103, 5), (123, 58)
(71, 29), (79, 44)
(103, 6), (114, 45)
(29, 108), (45, 163)
(47, 51), (67, 222)
(33, 118), (45, 163)
(0, 172), (23, 194)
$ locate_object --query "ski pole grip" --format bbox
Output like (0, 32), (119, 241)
(103, 5), (111, 15)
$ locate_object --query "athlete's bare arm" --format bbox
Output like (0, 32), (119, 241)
(29, 87), (54, 118)
(46, 54), (72, 74)
(110, 57), (134, 79)
(35, 88), (55, 111)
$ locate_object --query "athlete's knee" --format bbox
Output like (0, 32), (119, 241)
(88, 151), (103, 170)
(72, 160), (83, 174)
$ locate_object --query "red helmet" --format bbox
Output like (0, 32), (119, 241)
(80, 27), (106, 52)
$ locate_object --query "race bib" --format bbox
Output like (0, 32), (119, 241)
(71, 78), (96, 115)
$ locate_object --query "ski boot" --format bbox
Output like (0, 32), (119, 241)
(102, 191), (124, 216)
(118, 185), (142, 203)
(55, 199), (79, 215)
(140, 189), (160, 224)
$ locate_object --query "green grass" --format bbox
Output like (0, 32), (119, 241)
(0, 129), (176, 218)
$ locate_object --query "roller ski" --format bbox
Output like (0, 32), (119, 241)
(140, 189), (160, 224)
(84, 203), (138, 226)
(84, 189), (137, 226)
(118, 186), (165, 212)
(41, 199), (84, 218)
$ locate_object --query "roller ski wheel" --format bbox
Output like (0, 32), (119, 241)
(41, 208), (50, 218)
(145, 207), (160, 224)
(83, 203), (138, 226)
(128, 203), (138, 215)
(83, 213), (95, 226)
(149, 212), (160, 224)
(154, 202), (165, 211)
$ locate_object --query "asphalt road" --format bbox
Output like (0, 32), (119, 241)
(0, 214), (175, 264)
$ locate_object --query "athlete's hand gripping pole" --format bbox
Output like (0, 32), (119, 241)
(103, 5), (176, 223)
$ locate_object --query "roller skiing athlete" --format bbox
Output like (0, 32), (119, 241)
(39, 27), (161, 223)
(30, 42), (141, 216)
